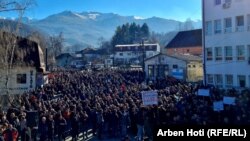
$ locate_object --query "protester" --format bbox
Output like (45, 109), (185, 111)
(0, 69), (249, 141)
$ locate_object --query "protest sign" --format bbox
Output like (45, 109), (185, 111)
(141, 91), (158, 106)
(198, 89), (210, 96)
(223, 96), (236, 105)
(213, 101), (224, 111)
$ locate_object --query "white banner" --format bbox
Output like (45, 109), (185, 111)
(197, 89), (210, 97)
(213, 101), (224, 111)
(141, 91), (158, 106)
(223, 97), (236, 105)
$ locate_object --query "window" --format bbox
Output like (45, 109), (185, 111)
(119, 53), (123, 56)
(248, 45), (250, 58)
(127, 53), (131, 56)
(193, 65), (196, 68)
(205, 21), (212, 35)
(148, 65), (154, 77)
(17, 74), (27, 84)
(188, 65), (191, 68)
(173, 65), (178, 69)
(215, 0), (221, 5)
(214, 20), (222, 34)
(225, 46), (233, 61)
(249, 75), (250, 88)
(236, 45), (245, 60)
(215, 47), (222, 61)
(238, 75), (246, 88)
(206, 48), (213, 61)
(224, 18), (232, 33)
(207, 74), (214, 84)
(236, 16), (244, 32)
(215, 74), (223, 87)
(247, 14), (250, 31)
(225, 75), (233, 87)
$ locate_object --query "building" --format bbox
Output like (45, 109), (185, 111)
(114, 43), (160, 66)
(145, 53), (203, 82)
(165, 29), (202, 56)
(0, 31), (46, 95)
(55, 53), (75, 67)
(76, 47), (101, 62)
(203, 0), (250, 88)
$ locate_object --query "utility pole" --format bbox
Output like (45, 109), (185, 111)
(202, 0), (207, 86)
(142, 39), (145, 80)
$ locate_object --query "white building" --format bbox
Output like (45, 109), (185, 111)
(145, 53), (203, 82)
(203, 0), (250, 88)
(0, 31), (46, 95)
(114, 43), (160, 65)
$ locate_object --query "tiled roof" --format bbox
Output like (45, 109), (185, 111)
(166, 29), (202, 48)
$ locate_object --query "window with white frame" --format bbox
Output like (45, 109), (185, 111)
(215, 74), (223, 87)
(225, 75), (233, 87)
(247, 14), (250, 31)
(236, 45), (245, 60)
(224, 18), (232, 33)
(214, 20), (222, 34)
(236, 16), (244, 32)
(215, 47), (222, 61)
(215, 0), (221, 5)
(207, 74), (214, 84)
(205, 21), (212, 35)
(225, 46), (233, 61)
(206, 48), (213, 61)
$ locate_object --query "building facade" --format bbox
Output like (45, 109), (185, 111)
(145, 54), (203, 82)
(114, 43), (160, 66)
(0, 32), (46, 95)
(204, 0), (250, 88)
(166, 29), (202, 56)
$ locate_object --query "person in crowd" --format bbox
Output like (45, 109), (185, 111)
(2, 124), (19, 141)
(38, 117), (48, 141)
(47, 115), (54, 141)
(0, 69), (249, 141)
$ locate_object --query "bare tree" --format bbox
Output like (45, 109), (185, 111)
(48, 32), (64, 68)
(0, 0), (35, 108)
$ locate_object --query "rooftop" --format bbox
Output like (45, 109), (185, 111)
(165, 29), (202, 48)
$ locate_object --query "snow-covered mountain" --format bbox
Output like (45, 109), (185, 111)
(2, 11), (202, 48)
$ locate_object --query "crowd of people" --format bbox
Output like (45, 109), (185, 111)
(0, 69), (249, 141)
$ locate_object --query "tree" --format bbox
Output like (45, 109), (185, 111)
(111, 22), (151, 48)
(48, 32), (64, 68)
(140, 23), (150, 39)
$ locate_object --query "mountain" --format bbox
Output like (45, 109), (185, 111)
(3, 11), (202, 48)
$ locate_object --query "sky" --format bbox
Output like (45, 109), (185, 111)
(0, 0), (201, 22)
